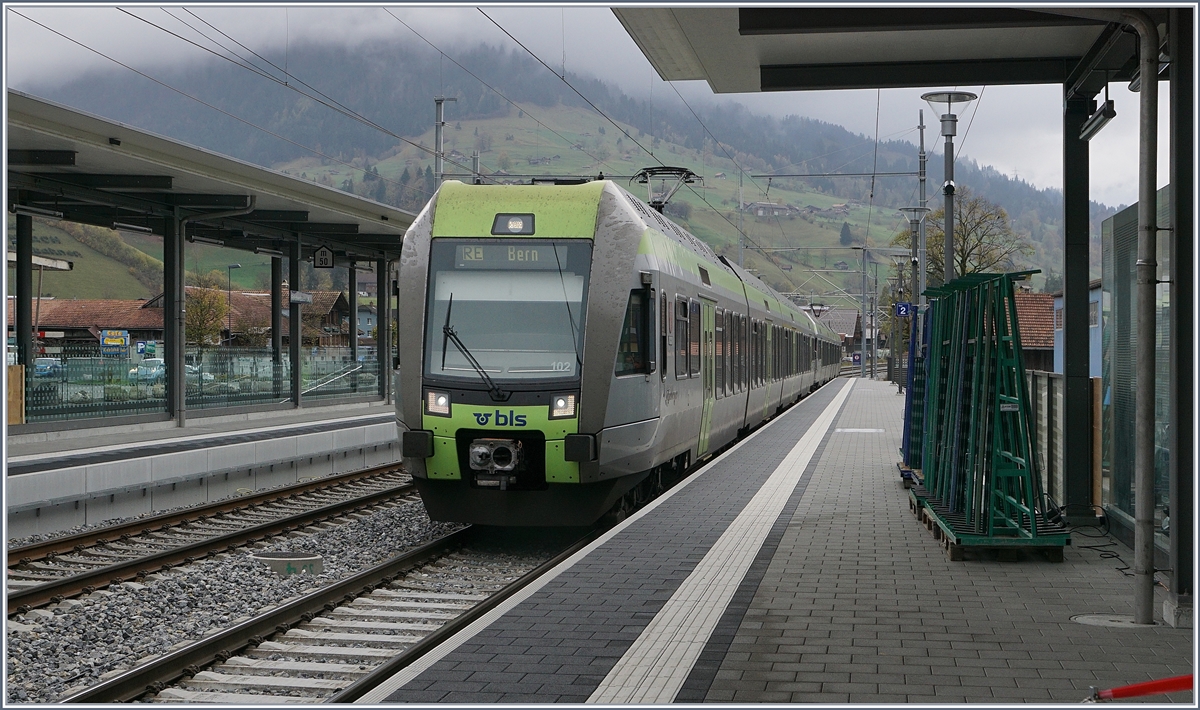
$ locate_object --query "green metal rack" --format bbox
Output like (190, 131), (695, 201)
(907, 271), (1068, 559)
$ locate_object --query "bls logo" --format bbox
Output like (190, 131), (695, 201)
(472, 410), (528, 427)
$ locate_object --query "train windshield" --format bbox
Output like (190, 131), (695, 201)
(424, 239), (592, 383)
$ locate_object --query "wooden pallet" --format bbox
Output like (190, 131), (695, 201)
(908, 488), (1068, 562)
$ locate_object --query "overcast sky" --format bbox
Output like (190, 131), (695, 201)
(4, 5), (1170, 208)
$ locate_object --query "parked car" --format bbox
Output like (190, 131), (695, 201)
(129, 358), (165, 383)
(33, 357), (63, 378)
(186, 364), (215, 383)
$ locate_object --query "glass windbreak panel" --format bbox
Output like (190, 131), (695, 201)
(425, 239), (591, 382)
(24, 343), (168, 423)
(186, 346), (292, 409)
(1101, 187), (1171, 550)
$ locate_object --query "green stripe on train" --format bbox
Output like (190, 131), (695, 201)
(431, 181), (605, 239)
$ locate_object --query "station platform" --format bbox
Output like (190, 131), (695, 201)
(362, 378), (1193, 704)
(6, 401), (399, 538)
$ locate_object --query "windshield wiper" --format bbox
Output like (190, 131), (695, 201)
(552, 244), (583, 371)
(440, 293), (508, 402)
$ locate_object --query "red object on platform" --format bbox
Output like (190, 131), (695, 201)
(1098, 674), (1193, 700)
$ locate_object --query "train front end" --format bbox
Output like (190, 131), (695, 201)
(397, 181), (642, 526)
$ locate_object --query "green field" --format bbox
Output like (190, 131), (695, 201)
(119, 232), (271, 290)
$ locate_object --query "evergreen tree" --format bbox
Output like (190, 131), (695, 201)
(839, 221), (854, 246)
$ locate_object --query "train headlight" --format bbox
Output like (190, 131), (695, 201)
(549, 393), (577, 419)
(425, 390), (451, 416)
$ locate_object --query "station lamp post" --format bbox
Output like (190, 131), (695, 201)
(226, 263), (241, 345)
(921, 91), (977, 284)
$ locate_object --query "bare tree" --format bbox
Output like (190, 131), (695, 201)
(891, 186), (1033, 287)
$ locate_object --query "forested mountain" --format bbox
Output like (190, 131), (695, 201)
(28, 39), (1112, 283)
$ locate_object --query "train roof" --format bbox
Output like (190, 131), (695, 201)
(611, 184), (828, 337)
(428, 180), (835, 341)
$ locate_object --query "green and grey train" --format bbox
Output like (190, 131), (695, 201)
(396, 179), (841, 526)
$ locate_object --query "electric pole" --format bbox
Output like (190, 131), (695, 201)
(434, 96), (457, 185)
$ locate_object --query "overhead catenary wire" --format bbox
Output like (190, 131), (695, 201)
(8, 8), (453, 202)
(864, 89), (882, 247)
(480, 9), (661, 166)
(482, 9), (829, 285)
(381, 9), (618, 175)
(108, 7), (494, 188)
(954, 85), (987, 167)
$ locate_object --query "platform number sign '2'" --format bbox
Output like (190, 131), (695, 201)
(314, 245), (335, 269)
(894, 302), (912, 318)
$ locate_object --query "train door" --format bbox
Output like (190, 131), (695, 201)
(698, 298), (716, 457)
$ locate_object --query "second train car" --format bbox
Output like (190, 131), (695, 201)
(396, 178), (841, 525)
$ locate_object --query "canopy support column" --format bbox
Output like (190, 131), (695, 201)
(1166, 6), (1193, 628)
(15, 212), (33, 375)
(1062, 94), (1093, 522)
(289, 236), (302, 409)
(163, 213), (186, 426)
(271, 255), (283, 400)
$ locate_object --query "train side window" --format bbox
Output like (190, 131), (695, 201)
(747, 320), (754, 388)
(615, 290), (649, 376)
(772, 326), (777, 381)
(661, 291), (668, 381)
(648, 288), (656, 374)
(787, 330), (793, 377)
(688, 299), (701, 377)
(715, 308), (725, 398)
(675, 296), (689, 379)
(740, 315), (748, 391)
(726, 312), (734, 395)
(736, 314), (744, 392)
(751, 320), (759, 388)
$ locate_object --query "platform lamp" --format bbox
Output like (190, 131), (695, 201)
(920, 91), (976, 284)
(898, 206), (931, 343)
(226, 264), (241, 345)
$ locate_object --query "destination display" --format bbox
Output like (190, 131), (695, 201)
(455, 243), (565, 270)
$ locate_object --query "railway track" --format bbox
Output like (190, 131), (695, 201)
(7, 467), (415, 613)
(59, 526), (597, 703)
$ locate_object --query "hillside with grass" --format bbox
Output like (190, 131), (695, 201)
(29, 38), (1116, 302)
(6, 219), (152, 299)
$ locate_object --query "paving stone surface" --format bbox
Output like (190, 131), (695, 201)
(384, 381), (851, 702)
(381, 379), (1193, 704)
(703, 379), (1194, 703)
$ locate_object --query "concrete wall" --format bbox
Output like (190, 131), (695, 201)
(7, 421), (401, 538)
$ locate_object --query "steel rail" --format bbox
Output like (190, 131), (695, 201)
(59, 526), (474, 703)
(329, 525), (604, 702)
(9, 465), (401, 563)
(8, 481), (416, 613)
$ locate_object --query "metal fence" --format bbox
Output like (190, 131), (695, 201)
(302, 347), (380, 400)
(22, 344), (382, 423)
(25, 344), (168, 422)
(186, 347), (290, 410)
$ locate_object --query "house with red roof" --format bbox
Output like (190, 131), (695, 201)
(1012, 290), (1056, 372)
(8, 289), (352, 351)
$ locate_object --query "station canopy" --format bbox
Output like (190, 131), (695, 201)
(7, 90), (414, 262)
(613, 8), (1161, 96)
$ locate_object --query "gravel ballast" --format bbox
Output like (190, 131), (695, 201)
(5, 501), (461, 703)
